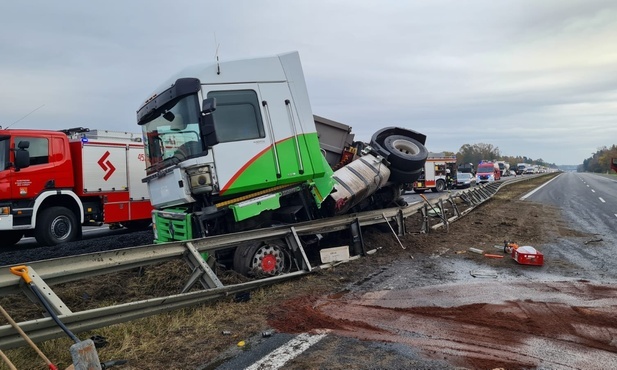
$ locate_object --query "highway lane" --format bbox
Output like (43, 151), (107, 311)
(523, 172), (617, 237)
(521, 171), (617, 280)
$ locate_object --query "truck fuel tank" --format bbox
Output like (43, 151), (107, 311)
(328, 154), (390, 215)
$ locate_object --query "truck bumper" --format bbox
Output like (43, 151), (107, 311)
(0, 214), (14, 230)
(152, 208), (193, 243)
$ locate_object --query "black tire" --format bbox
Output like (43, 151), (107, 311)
(432, 179), (446, 193)
(123, 220), (152, 231)
(382, 135), (428, 171)
(1, 231), (24, 247)
(233, 240), (289, 277)
(388, 166), (423, 184)
(35, 206), (79, 246)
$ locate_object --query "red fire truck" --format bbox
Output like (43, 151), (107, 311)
(0, 127), (152, 246)
(406, 155), (457, 193)
(476, 160), (501, 183)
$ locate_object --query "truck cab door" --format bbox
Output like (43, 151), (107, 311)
(205, 84), (276, 196)
(8, 136), (57, 200)
(206, 82), (314, 197)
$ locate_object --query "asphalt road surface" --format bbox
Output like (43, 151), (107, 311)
(523, 172), (617, 281)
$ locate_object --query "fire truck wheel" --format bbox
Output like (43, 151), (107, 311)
(382, 135), (428, 171)
(1, 231), (24, 247)
(233, 240), (290, 277)
(432, 179), (446, 193)
(35, 206), (79, 246)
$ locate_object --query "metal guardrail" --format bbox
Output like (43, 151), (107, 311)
(0, 173), (550, 349)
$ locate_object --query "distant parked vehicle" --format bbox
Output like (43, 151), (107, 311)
(524, 167), (535, 174)
(455, 172), (476, 188)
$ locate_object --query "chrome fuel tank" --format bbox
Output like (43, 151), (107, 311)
(329, 154), (390, 214)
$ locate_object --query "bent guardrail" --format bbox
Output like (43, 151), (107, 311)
(0, 173), (554, 348)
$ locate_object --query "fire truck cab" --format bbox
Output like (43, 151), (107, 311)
(476, 160), (501, 183)
(0, 127), (152, 247)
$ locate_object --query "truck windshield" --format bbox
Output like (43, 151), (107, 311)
(141, 94), (202, 169)
(0, 137), (9, 171)
(478, 167), (494, 173)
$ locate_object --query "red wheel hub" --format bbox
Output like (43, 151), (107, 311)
(261, 254), (278, 273)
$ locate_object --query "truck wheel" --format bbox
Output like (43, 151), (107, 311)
(388, 166), (423, 184)
(35, 206), (79, 246)
(233, 240), (290, 277)
(382, 135), (428, 171)
(432, 179), (446, 193)
(1, 231), (24, 247)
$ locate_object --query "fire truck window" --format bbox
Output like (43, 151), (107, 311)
(207, 90), (265, 143)
(15, 137), (49, 166)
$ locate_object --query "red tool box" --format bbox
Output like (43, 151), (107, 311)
(511, 246), (544, 266)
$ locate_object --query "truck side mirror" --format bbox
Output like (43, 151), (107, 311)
(14, 140), (30, 170)
(200, 98), (219, 148)
(201, 98), (216, 114)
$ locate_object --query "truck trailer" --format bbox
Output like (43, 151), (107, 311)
(0, 128), (152, 246)
(136, 51), (429, 276)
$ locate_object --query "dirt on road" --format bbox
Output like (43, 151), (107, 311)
(3, 174), (616, 369)
(263, 175), (617, 370)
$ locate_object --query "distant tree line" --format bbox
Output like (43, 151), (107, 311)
(578, 145), (617, 173)
(453, 143), (556, 168)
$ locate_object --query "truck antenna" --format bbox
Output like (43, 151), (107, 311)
(214, 33), (221, 75)
(4, 104), (45, 129)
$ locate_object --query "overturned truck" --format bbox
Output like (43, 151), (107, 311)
(136, 51), (428, 276)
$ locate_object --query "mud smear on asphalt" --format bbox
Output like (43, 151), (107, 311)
(268, 280), (617, 369)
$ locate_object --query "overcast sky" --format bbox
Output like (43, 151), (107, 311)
(1, 1), (616, 165)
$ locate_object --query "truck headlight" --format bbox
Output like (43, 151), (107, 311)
(187, 165), (214, 195)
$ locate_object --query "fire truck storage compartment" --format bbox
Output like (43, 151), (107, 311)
(68, 131), (151, 224)
(80, 144), (128, 192)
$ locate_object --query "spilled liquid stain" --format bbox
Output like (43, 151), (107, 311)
(268, 280), (617, 369)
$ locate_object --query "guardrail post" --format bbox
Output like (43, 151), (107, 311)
(421, 205), (429, 233)
(181, 242), (224, 292)
(448, 195), (460, 217)
(349, 219), (365, 256)
(396, 209), (406, 236)
(285, 227), (313, 271)
(438, 199), (448, 232)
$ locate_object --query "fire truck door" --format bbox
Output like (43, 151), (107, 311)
(9, 136), (66, 200)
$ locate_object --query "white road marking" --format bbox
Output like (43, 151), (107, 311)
(614, 214), (617, 218)
(591, 189), (596, 193)
(246, 331), (330, 370)
(599, 197), (606, 203)
(520, 175), (561, 200)
(586, 184), (590, 187)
